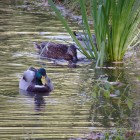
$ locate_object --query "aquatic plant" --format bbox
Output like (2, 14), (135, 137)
(48, 0), (140, 66)
(48, 0), (97, 59)
(92, 0), (140, 65)
(87, 77), (140, 140)
(91, 75), (134, 114)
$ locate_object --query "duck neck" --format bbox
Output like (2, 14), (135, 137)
(35, 72), (43, 85)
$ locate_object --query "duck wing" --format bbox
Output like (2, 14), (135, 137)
(44, 43), (68, 59)
(47, 43), (68, 52)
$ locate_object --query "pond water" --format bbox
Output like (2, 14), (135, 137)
(0, 0), (140, 139)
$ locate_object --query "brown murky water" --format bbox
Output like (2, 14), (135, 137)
(0, 0), (140, 139)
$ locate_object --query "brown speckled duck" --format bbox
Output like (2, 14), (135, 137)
(34, 42), (78, 67)
(73, 31), (97, 49)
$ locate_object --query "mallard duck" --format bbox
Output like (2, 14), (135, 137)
(19, 67), (54, 93)
(34, 42), (78, 67)
(73, 31), (97, 49)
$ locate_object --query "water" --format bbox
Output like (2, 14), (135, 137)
(0, 0), (140, 139)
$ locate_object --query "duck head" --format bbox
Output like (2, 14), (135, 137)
(67, 45), (78, 63)
(36, 68), (48, 86)
(34, 42), (41, 53)
(34, 42), (47, 54)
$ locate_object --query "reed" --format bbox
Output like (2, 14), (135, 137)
(48, 0), (140, 66)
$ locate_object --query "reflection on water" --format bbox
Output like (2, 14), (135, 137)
(0, 0), (140, 139)
(34, 94), (46, 112)
(19, 89), (49, 112)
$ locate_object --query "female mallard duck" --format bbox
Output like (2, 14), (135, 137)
(34, 42), (78, 67)
(73, 31), (97, 49)
(19, 67), (54, 93)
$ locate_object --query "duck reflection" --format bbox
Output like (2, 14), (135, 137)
(34, 93), (46, 111)
(19, 89), (50, 112)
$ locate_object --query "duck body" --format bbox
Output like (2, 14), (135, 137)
(34, 42), (78, 64)
(19, 67), (54, 93)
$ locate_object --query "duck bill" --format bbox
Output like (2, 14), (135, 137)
(41, 76), (47, 85)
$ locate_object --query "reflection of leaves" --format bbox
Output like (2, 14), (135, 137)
(115, 90), (120, 96)
(91, 78), (134, 128)
(127, 99), (133, 110)
(104, 82), (111, 90)
(117, 99), (121, 109)
(93, 85), (99, 92)
(104, 90), (110, 98)
(92, 92), (97, 98)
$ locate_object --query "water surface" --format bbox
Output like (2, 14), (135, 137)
(0, 0), (140, 139)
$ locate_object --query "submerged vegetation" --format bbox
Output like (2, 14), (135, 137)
(70, 79), (140, 139)
(70, 76), (140, 140)
(49, 0), (140, 66)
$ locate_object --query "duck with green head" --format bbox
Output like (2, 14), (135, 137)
(19, 67), (54, 93)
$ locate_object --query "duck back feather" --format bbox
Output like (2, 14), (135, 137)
(19, 70), (35, 91)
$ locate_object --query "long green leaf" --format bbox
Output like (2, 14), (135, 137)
(49, 0), (140, 65)
(48, 0), (91, 58)
(79, 0), (98, 58)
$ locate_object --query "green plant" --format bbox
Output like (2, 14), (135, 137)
(100, 129), (138, 140)
(48, 0), (140, 66)
(87, 0), (140, 66)
(90, 74), (135, 127)
(48, 0), (98, 60)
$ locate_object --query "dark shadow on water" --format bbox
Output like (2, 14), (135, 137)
(19, 89), (50, 112)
